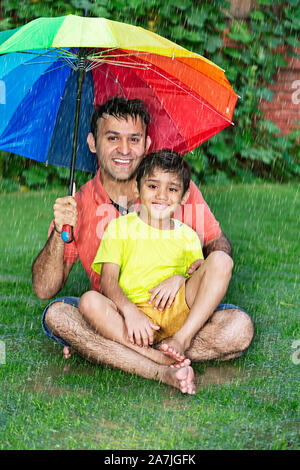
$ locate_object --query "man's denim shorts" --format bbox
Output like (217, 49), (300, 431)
(41, 296), (246, 348)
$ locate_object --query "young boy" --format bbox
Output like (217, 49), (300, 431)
(79, 150), (205, 394)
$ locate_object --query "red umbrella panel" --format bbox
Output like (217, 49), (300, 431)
(90, 49), (238, 154)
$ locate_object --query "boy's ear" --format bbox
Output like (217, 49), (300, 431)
(181, 188), (190, 205)
(87, 133), (97, 153)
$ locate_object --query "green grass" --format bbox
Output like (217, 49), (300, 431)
(0, 183), (299, 450)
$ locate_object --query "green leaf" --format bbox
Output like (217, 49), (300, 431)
(205, 35), (223, 53)
(186, 9), (208, 28)
(256, 0), (273, 4)
(171, 26), (200, 43)
(70, 0), (94, 10)
(223, 47), (243, 61)
(22, 166), (50, 188)
(209, 138), (233, 162)
(228, 23), (252, 44)
(205, 171), (231, 186)
(250, 10), (266, 21)
(256, 87), (274, 101)
(273, 54), (288, 68)
(259, 120), (281, 134)
(171, 0), (192, 10)
(287, 49), (300, 61)
(286, 36), (300, 48)
(90, 5), (110, 17)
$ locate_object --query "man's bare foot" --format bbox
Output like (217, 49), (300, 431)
(63, 346), (73, 359)
(164, 366), (196, 395)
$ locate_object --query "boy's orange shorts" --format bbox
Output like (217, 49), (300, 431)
(135, 281), (190, 344)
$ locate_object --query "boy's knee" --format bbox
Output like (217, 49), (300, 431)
(207, 251), (234, 277)
(79, 291), (117, 316)
(78, 291), (96, 314)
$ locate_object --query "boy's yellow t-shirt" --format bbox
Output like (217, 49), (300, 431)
(92, 212), (203, 303)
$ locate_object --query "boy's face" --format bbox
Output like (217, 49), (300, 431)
(139, 168), (189, 223)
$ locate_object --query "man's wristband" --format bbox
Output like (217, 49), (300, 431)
(53, 224), (62, 235)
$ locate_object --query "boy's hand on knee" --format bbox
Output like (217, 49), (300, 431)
(124, 306), (160, 347)
(148, 275), (185, 311)
(187, 258), (205, 275)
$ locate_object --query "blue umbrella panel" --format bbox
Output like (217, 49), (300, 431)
(0, 49), (97, 174)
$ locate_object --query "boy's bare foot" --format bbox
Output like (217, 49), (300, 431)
(159, 337), (186, 362)
(63, 346), (73, 359)
(129, 342), (189, 367)
(164, 366), (196, 395)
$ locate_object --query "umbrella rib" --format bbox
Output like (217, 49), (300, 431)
(124, 65), (187, 151)
(13, 51), (67, 60)
(51, 47), (78, 58)
(62, 56), (78, 70)
(89, 51), (151, 60)
(20, 57), (77, 71)
(41, 63), (73, 74)
(92, 66), (127, 97)
(150, 67), (234, 125)
(87, 60), (149, 71)
(21, 60), (63, 65)
(87, 47), (119, 58)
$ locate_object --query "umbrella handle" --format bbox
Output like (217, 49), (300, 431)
(61, 225), (74, 243)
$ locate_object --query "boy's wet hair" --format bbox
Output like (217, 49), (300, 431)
(136, 149), (191, 196)
(90, 96), (151, 140)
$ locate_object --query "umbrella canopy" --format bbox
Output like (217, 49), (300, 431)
(0, 15), (238, 174)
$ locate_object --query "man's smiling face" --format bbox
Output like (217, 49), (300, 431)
(88, 114), (151, 182)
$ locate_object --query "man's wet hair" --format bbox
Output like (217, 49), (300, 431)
(90, 96), (151, 140)
(136, 149), (191, 197)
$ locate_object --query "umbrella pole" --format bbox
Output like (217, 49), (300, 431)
(68, 47), (86, 196)
(61, 48), (86, 243)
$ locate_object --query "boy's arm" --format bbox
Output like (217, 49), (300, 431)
(100, 263), (159, 347)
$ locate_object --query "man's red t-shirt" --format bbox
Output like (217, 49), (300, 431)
(49, 170), (221, 292)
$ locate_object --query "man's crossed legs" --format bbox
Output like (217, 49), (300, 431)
(42, 252), (254, 394)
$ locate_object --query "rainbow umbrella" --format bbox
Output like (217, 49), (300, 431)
(0, 15), (237, 238)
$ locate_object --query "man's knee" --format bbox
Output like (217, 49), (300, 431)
(226, 309), (254, 351)
(44, 301), (81, 335)
(44, 301), (67, 332)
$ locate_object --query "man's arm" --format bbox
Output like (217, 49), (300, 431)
(187, 232), (232, 275)
(203, 232), (232, 258)
(32, 229), (74, 299)
(32, 191), (77, 299)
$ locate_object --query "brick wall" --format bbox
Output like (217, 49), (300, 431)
(228, 1), (300, 136)
(259, 48), (300, 136)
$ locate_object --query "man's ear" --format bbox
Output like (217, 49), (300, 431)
(181, 188), (190, 205)
(145, 135), (152, 154)
(87, 133), (97, 153)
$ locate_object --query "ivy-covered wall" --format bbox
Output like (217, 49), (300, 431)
(0, 0), (299, 192)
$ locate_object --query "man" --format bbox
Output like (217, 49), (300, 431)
(32, 97), (254, 394)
